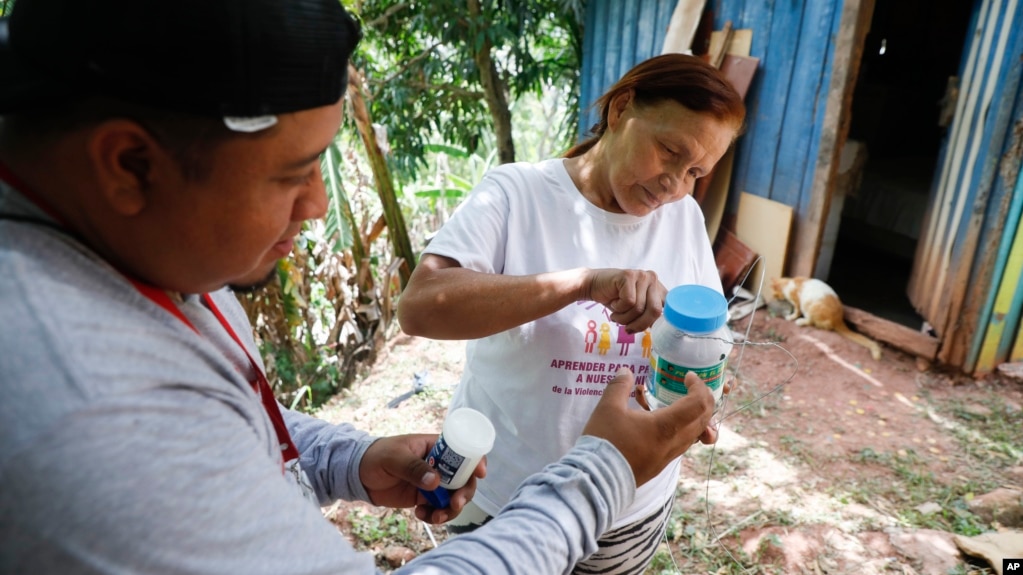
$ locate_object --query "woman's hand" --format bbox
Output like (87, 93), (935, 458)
(583, 268), (667, 334)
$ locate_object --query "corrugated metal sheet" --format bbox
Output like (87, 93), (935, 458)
(579, 0), (678, 136)
(977, 165), (1023, 370)
(713, 0), (842, 217)
(908, 0), (1023, 371)
(967, 0), (1023, 373)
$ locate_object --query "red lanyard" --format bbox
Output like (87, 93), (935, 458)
(0, 162), (300, 465)
(129, 279), (300, 463)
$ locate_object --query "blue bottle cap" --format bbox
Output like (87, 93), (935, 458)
(663, 284), (728, 334)
(419, 486), (451, 509)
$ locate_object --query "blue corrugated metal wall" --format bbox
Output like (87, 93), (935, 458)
(911, 0), (1023, 372)
(579, 0), (844, 218)
(579, 0), (678, 135)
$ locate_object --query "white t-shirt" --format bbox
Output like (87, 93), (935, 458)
(424, 158), (721, 527)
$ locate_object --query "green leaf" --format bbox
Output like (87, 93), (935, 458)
(423, 143), (470, 158)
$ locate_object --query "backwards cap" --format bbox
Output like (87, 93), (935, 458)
(0, 0), (361, 132)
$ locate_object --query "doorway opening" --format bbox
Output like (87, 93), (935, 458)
(821, 0), (975, 329)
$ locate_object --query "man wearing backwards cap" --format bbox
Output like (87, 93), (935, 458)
(0, 0), (717, 573)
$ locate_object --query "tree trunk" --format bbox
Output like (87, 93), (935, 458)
(467, 0), (516, 164)
(346, 64), (415, 287)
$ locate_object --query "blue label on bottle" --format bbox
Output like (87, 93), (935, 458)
(425, 435), (465, 485)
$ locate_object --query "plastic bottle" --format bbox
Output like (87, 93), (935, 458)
(420, 407), (496, 509)
(645, 284), (732, 408)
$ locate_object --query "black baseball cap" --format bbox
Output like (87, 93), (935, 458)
(0, 0), (361, 132)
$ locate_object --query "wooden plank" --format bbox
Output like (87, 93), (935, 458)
(619, 0), (640, 81)
(577, 0), (606, 137)
(730, 4), (799, 204)
(708, 20), (733, 68)
(714, 0), (773, 205)
(789, 0), (874, 277)
(653, 0), (681, 55)
(938, 0), (1018, 367)
(923, 0), (999, 332)
(713, 228), (758, 297)
(718, 54), (758, 94)
(962, 6), (1023, 372)
(603, 1), (626, 94)
(708, 28), (753, 58)
(698, 54), (757, 236)
(637, 0), (661, 61)
(662, 0), (707, 53)
(773, 0), (835, 210)
(734, 192), (793, 300)
(844, 307), (939, 360)
(703, 147), (734, 240)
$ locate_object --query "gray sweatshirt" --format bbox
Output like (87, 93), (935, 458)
(0, 180), (635, 574)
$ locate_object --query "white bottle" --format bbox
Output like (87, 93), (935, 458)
(645, 284), (732, 408)
(421, 407), (495, 508)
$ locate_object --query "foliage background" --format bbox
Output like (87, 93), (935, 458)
(238, 0), (586, 411)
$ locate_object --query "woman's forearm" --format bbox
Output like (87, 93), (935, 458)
(397, 263), (592, 340)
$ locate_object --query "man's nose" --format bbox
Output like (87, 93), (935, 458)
(297, 164), (329, 221)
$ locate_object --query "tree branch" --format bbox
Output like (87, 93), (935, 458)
(373, 41), (444, 86)
(402, 82), (484, 99)
(361, 2), (412, 29)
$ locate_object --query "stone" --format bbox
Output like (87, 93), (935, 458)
(886, 528), (960, 574)
(967, 487), (1023, 527)
(381, 545), (417, 568)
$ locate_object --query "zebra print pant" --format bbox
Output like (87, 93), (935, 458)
(446, 497), (673, 574)
(572, 496), (673, 575)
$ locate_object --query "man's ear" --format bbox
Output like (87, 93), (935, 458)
(606, 89), (635, 131)
(85, 120), (162, 216)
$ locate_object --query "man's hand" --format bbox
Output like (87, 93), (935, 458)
(582, 368), (716, 486)
(359, 434), (486, 523)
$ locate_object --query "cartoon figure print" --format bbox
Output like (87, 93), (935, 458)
(597, 323), (611, 355)
(584, 320), (598, 353)
(576, 302), (651, 358)
(617, 325), (635, 355)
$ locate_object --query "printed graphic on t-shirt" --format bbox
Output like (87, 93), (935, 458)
(546, 303), (651, 398)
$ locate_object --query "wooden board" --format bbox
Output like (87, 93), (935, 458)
(661, 0), (707, 54)
(844, 306), (939, 360)
(708, 28), (753, 58)
(719, 54), (758, 99)
(703, 147), (734, 241)
(734, 192), (793, 300)
(697, 54), (758, 235)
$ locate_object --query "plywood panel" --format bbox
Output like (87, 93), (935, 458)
(734, 192), (793, 299)
(708, 28), (753, 58)
(704, 148), (734, 240)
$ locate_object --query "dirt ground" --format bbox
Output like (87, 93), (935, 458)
(316, 304), (1023, 574)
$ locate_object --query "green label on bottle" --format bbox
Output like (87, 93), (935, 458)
(650, 357), (725, 404)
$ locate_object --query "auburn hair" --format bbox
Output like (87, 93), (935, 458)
(565, 53), (746, 158)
